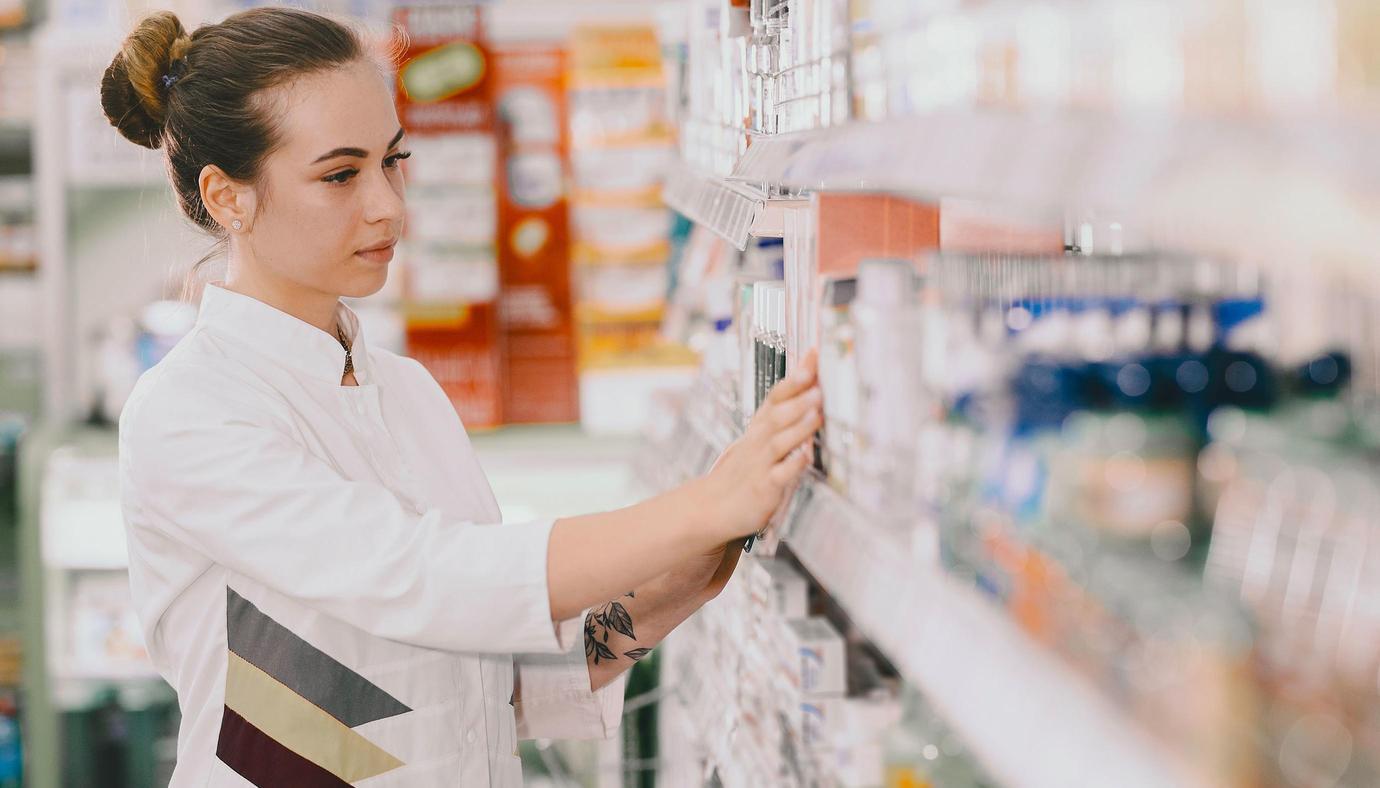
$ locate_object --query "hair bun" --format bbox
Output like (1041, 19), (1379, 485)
(100, 11), (192, 150)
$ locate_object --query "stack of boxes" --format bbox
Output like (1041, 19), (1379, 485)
(659, 554), (903, 786)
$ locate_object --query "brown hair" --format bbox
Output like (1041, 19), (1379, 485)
(100, 7), (367, 236)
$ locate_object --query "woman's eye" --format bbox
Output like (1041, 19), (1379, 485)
(384, 151), (413, 168)
(323, 169), (358, 185)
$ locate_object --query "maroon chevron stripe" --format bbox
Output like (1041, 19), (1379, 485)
(216, 707), (353, 788)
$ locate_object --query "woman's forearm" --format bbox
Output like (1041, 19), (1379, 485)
(547, 350), (823, 624)
(547, 480), (715, 621)
(583, 565), (717, 690)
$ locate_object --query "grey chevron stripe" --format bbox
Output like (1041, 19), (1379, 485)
(226, 588), (411, 727)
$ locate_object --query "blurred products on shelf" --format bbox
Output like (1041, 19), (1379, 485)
(493, 42), (579, 424)
(89, 301), (197, 425)
(650, 234), (1380, 785)
(568, 22), (689, 382)
(649, 4), (1380, 764)
(0, 178), (34, 272)
(393, 5), (507, 429)
(680, 0), (1380, 171)
(382, 6), (696, 431)
(656, 549), (997, 788)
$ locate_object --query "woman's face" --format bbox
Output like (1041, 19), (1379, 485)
(245, 59), (409, 300)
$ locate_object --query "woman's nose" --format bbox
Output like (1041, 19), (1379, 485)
(365, 172), (405, 226)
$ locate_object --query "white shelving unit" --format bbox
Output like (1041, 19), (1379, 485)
(785, 484), (1204, 788)
(38, 449), (161, 709)
(642, 385), (1210, 788)
(681, 108), (1380, 292)
(662, 163), (807, 249)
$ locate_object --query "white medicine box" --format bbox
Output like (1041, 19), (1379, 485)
(788, 616), (847, 697)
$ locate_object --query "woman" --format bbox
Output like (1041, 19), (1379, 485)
(106, 7), (821, 787)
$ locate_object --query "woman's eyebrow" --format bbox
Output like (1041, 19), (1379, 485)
(311, 127), (406, 164)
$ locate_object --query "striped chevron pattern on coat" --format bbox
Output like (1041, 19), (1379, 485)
(216, 589), (411, 786)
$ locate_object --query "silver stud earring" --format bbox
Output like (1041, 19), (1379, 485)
(231, 219), (243, 231)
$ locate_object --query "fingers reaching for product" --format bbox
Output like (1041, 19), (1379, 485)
(697, 350), (822, 546)
(760, 349), (819, 409)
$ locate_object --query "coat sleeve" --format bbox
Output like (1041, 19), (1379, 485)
(119, 363), (570, 655)
(513, 616), (626, 740)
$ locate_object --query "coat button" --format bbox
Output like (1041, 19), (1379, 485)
(465, 729), (477, 745)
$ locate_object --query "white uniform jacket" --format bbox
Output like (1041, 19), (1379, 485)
(118, 284), (623, 787)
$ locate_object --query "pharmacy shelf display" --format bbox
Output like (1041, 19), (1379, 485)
(667, 108), (1380, 292)
(656, 1), (1380, 787)
(643, 387), (1203, 788)
(670, 0), (1380, 289)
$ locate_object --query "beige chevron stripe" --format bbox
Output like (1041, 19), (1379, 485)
(225, 651), (404, 782)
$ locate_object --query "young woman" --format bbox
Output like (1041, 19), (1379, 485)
(106, 7), (821, 787)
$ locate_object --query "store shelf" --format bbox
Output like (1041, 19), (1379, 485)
(652, 388), (1208, 788)
(735, 108), (1374, 205)
(785, 482), (1205, 788)
(719, 110), (1380, 288)
(662, 164), (807, 250)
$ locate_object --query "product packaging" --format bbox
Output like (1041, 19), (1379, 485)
(789, 616), (848, 696)
(851, 258), (921, 516)
(757, 556), (811, 619)
(737, 276), (767, 419)
(405, 303), (504, 429)
(394, 6), (505, 427)
(493, 43), (578, 423)
(816, 274), (858, 488)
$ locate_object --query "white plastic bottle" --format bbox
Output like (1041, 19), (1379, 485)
(852, 258), (921, 517)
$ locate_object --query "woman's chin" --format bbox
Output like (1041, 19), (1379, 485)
(339, 267), (391, 300)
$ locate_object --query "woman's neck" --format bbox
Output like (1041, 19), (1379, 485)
(223, 258), (340, 336)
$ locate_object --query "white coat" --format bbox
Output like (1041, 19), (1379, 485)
(118, 284), (623, 787)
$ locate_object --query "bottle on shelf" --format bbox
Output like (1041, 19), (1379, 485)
(817, 275), (858, 488)
(851, 258), (922, 519)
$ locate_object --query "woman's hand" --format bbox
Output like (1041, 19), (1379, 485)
(699, 538), (744, 599)
(545, 352), (820, 620)
(694, 350), (822, 545)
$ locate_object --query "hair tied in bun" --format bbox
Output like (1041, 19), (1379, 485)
(161, 59), (187, 90)
(99, 11), (191, 149)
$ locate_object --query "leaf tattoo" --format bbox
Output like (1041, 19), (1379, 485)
(585, 594), (642, 665)
(584, 618), (597, 660)
(608, 602), (635, 639)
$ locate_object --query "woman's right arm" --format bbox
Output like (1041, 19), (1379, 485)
(545, 353), (822, 620)
(120, 355), (819, 655)
(121, 362), (577, 655)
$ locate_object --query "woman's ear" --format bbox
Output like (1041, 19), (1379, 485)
(199, 164), (257, 233)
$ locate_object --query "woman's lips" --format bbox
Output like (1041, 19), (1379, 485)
(355, 241), (396, 264)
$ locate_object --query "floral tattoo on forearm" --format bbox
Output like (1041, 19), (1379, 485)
(585, 591), (652, 664)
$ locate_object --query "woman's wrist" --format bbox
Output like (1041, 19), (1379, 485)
(669, 477), (723, 552)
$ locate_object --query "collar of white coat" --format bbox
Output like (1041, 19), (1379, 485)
(196, 283), (372, 385)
